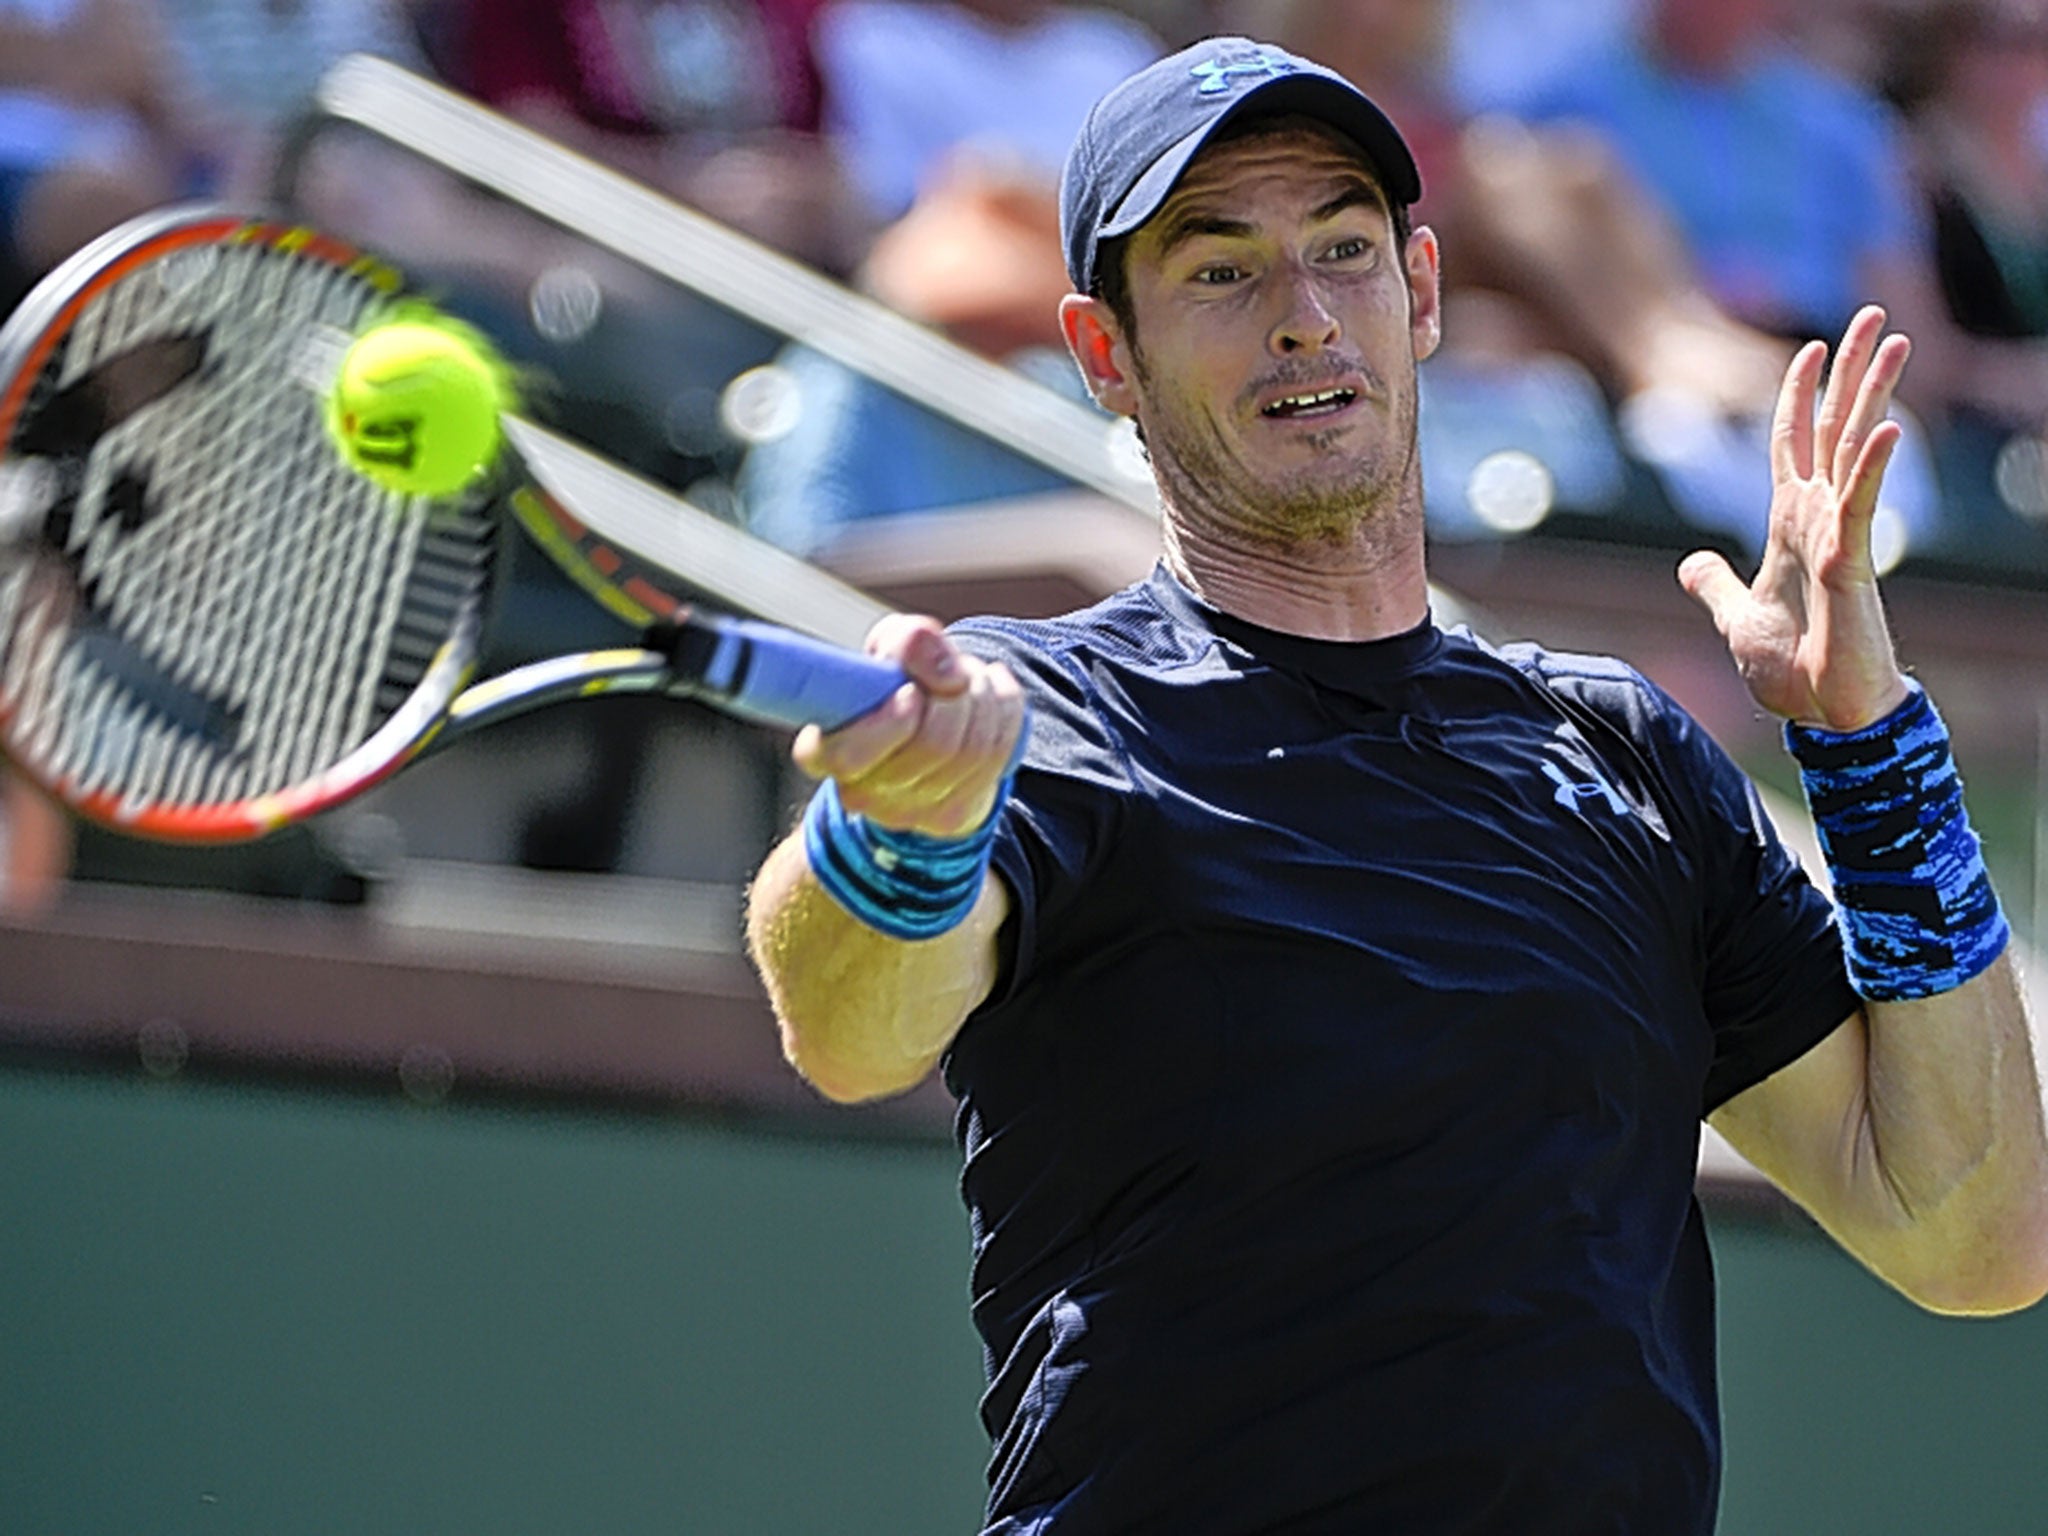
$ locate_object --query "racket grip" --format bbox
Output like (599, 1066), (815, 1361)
(680, 616), (906, 731)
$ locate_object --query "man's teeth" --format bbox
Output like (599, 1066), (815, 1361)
(1264, 388), (1356, 417)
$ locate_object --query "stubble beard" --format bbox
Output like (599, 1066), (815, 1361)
(1133, 350), (1422, 556)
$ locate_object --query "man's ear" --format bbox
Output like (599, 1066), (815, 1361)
(1060, 293), (1139, 417)
(1405, 225), (1442, 363)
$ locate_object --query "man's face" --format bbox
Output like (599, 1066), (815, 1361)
(1088, 122), (1439, 549)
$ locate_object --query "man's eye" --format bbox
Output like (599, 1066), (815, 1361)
(1326, 238), (1372, 262)
(1194, 264), (1245, 285)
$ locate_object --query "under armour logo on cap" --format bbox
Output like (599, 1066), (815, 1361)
(1190, 44), (1291, 96)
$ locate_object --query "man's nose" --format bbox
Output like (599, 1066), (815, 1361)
(1270, 266), (1341, 355)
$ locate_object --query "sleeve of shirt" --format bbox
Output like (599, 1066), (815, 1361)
(950, 619), (1130, 1008)
(1633, 682), (1860, 1114)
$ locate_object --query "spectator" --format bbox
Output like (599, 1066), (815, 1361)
(406, 0), (873, 495)
(1894, 2), (2048, 390)
(1889, 0), (2048, 555)
(0, 0), (188, 305)
(1442, 0), (1637, 116)
(451, 0), (858, 271)
(739, 163), (1095, 555)
(815, 0), (1161, 227)
(1494, 0), (1946, 554)
(144, 0), (427, 196)
(860, 159), (1073, 358)
(741, 0), (1163, 553)
(1785, 0), (1914, 90)
(1507, 0), (1920, 352)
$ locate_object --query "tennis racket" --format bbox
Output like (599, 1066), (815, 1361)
(0, 205), (905, 843)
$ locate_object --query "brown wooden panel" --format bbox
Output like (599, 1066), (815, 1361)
(0, 884), (953, 1133)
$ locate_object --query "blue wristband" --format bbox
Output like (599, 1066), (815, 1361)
(802, 776), (1010, 941)
(1786, 683), (2008, 1001)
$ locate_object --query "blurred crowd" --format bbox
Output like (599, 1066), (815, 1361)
(11, 0), (2048, 576)
(11, 0), (2048, 903)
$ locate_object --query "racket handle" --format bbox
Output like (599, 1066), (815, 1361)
(675, 616), (906, 732)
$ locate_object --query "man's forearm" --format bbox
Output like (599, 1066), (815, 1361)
(744, 832), (1006, 1103)
(1858, 950), (2048, 1310)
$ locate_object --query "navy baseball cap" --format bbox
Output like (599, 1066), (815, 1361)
(1060, 36), (1423, 292)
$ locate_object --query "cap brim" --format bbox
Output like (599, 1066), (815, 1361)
(1098, 73), (1423, 247)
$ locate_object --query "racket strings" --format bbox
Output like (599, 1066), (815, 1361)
(0, 229), (489, 820)
(36, 245), (348, 806)
(378, 519), (490, 709)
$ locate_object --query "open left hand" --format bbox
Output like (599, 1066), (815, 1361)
(1677, 305), (1914, 731)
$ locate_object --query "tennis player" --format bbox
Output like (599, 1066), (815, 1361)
(745, 36), (2048, 1535)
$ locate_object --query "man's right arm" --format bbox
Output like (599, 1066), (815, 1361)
(745, 835), (1008, 1102)
(743, 615), (1026, 1103)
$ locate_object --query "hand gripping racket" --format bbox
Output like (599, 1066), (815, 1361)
(0, 205), (905, 842)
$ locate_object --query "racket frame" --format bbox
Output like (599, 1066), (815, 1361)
(0, 206), (900, 844)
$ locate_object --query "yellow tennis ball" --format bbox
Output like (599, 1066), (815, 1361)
(326, 316), (509, 498)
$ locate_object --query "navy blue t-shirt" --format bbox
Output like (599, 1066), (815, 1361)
(946, 566), (1857, 1536)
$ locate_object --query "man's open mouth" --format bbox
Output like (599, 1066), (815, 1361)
(1260, 387), (1358, 420)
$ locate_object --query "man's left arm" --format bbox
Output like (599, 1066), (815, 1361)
(1682, 305), (2048, 1315)
(1711, 964), (2048, 1315)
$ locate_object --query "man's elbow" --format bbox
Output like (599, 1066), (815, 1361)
(1900, 1264), (2048, 1319)
(781, 1027), (938, 1106)
(799, 1059), (934, 1106)
(1959, 1233), (2048, 1316)
(1888, 1207), (2048, 1317)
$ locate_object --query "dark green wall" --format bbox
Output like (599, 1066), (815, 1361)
(1715, 1214), (2048, 1533)
(0, 1065), (988, 1536)
(5, 1064), (2047, 1534)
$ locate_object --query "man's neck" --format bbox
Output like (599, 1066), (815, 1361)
(1162, 518), (1431, 642)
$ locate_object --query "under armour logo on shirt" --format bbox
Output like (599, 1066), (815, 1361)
(1541, 759), (1630, 817)
(1191, 46), (1290, 95)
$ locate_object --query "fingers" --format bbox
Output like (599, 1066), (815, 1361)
(1770, 339), (1827, 484)
(1821, 313), (1909, 492)
(1835, 332), (1909, 491)
(869, 611), (970, 698)
(1769, 308), (1911, 560)
(1814, 307), (1878, 473)
(1775, 307), (1912, 486)
(796, 615), (963, 783)
(1676, 549), (1748, 635)
(1842, 418), (1904, 533)
(791, 675), (924, 781)
(837, 664), (1026, 836)
(794, 612), (1028, 838)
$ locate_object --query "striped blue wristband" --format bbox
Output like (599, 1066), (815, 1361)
(1786, 683), (2008, 1001)
(802, 776), (1010, 941)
